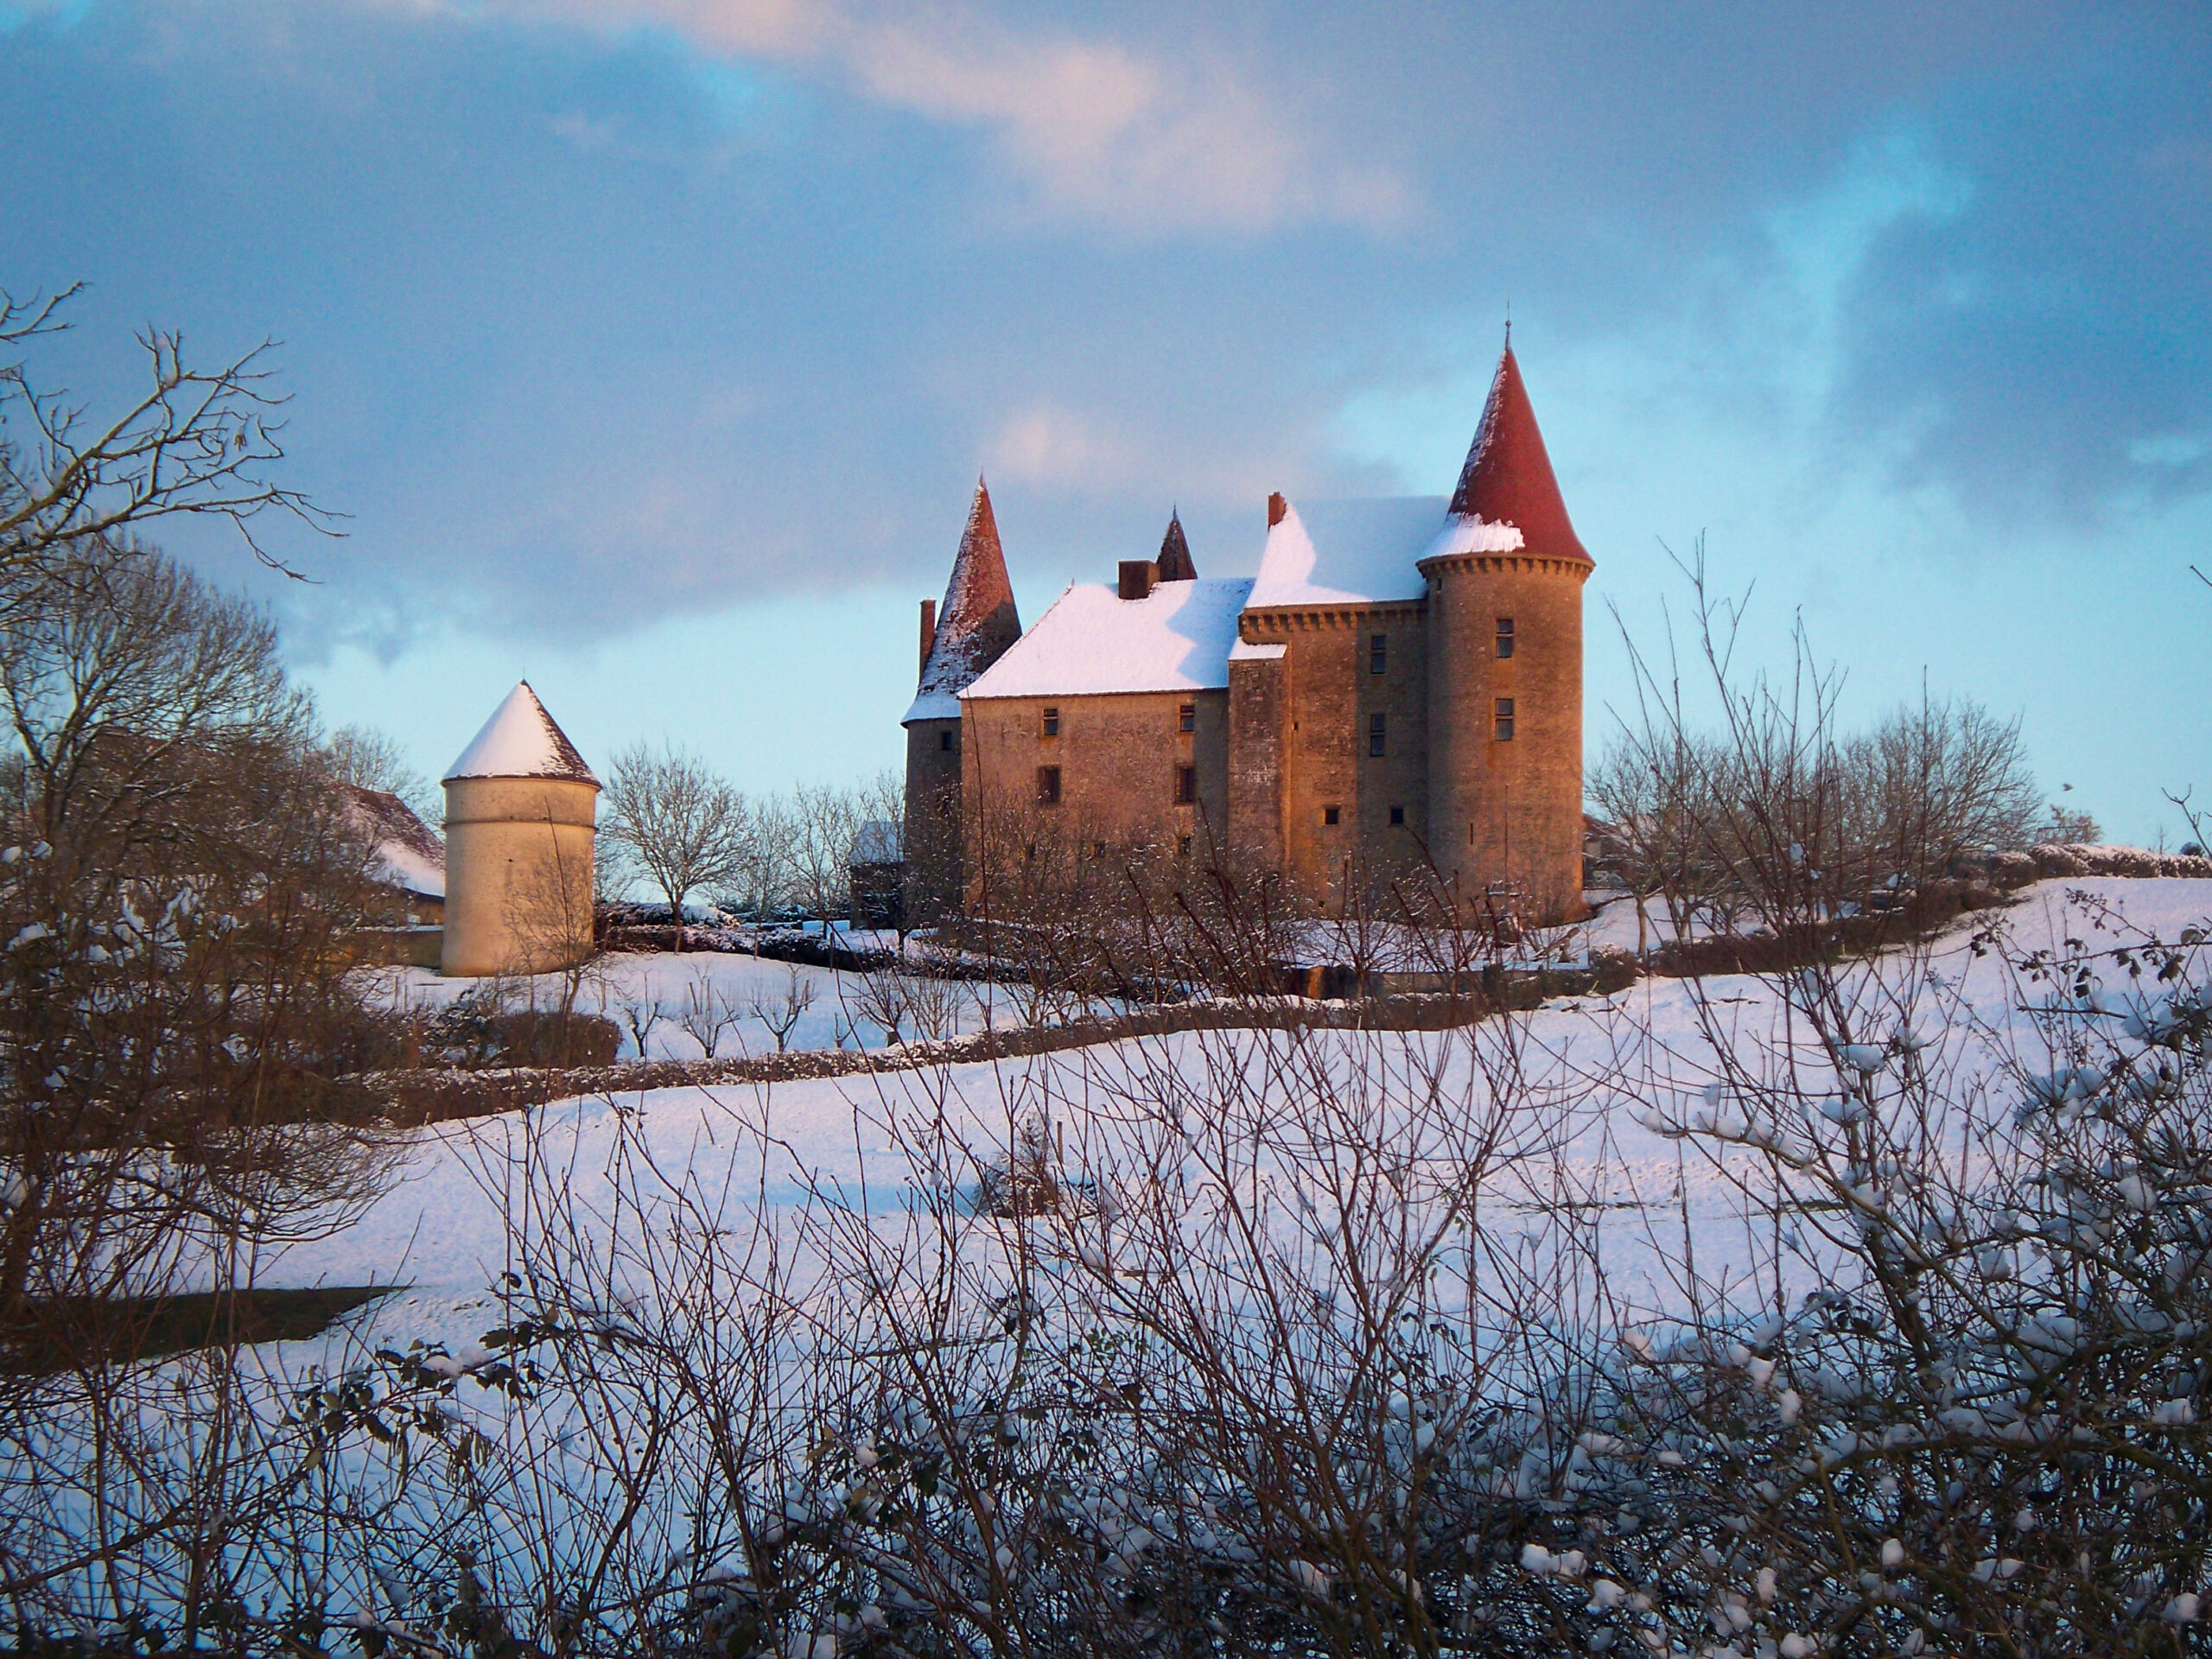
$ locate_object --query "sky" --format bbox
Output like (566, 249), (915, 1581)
(3, 0), (2209, 842)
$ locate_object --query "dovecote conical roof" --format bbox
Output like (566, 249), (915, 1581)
(1155, 509), (1197, 582)
(904, 477), (1022, 724)
(1447, 342), (1590, 565)
(442, 682), (599, 785)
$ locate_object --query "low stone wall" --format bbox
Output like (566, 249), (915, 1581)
(347, 969), (1615, 1128)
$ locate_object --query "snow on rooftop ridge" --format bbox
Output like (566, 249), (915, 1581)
(1421, 516), (1525, 561)
(907, 478), (1021, 724)
(442, 682), (599, 785)
(1243, 498), (1445, 609)
(963, 576), (1255, 700)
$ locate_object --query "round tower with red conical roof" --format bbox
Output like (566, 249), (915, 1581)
(903, 478), (1022, 920)
(1420, 338), (1592, 919)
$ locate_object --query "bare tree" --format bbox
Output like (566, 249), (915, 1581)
(1, 284), (330, 591)
(746, 963), (816, 1052)
(677, 965), (746, 1059)
(601, 741), (750, 950)
(787, 779), (861, 925)
(323, 721), (437, 823)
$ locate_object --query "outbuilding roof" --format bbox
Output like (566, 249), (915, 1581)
(963, 576), (1255, 700)
(442, 682), (599, 785)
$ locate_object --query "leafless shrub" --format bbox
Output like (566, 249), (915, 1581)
(747, 963), (816, 1052)
(677, 965), (747, 1058)
(616, 993), (663, 1059)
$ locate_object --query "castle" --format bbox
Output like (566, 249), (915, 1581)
(903, 338), (1592, 919)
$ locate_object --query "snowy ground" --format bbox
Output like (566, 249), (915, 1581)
(359, 943), (1016, 1060)
(257, 875), (2212, 1371)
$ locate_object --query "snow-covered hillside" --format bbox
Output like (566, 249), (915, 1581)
(270, 874), (2212, 1357)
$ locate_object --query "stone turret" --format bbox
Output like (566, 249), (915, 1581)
(902, 478), (1021, 919)
(440, 682), (600, 976)
(1421, 337), (1592, 918)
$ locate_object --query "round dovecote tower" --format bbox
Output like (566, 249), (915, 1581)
(1421, 340), (1592, 920)
(440, 682), (601, 976)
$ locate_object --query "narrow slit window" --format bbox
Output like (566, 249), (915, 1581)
(1036, 765), (1062, 804)
(1324, 804), (1341, 826)
(938, 729), (955, 752)
(1175, 766), (1197, 804)
(1370, 633), (1387, 675)
(1494, 697), (1516, 741)
(1179, 702), (1195, 733)
(1389, 805), (1405, 826)
(1178, 835), (1193, 858)
(1368, 712), (1387, 758)
(1495, 617), (1516, 658)
(1041, 706), (1059, 737)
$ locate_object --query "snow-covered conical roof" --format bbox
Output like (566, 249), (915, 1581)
(904, 478), (1022, 724)
(442, 682), (599, 785)
(1155, 509), (1197, 582)
(1447, 340), (1590, 566)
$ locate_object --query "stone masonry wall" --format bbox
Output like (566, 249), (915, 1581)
(963, 689), (1230, 857)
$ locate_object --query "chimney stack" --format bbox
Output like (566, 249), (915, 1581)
(918, 599), (937, 676)
(1267, 492), (1287, 527)
(1118, 560), (1159, 601)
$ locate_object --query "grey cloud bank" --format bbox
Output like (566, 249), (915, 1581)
(2, 0), (2205, 831)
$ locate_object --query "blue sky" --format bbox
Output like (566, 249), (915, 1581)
(5, 0), (2209, 839)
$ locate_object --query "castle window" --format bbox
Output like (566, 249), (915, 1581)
(1324, 804), (1342, 826)
(1494, 697), (1516, 741)
(1496, 618), (1516, 658)
(1368, 713), (1387, 758)
(1093, 841), (1107, 858)
(1037, 766), (1062, 804)
(1179, 702), (1195, 733)
(1389, 805), (1405, 826)
(939, 729), (956, 752)
(1175, 766), (1197, 804)
(1178, 835), (1193, 858)
(1370, 633), (1387, 675)
(1041, 706), (1059, 737)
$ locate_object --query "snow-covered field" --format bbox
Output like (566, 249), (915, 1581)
(360, 943), (1010, 1059)
(267, 875), (2212, 1363)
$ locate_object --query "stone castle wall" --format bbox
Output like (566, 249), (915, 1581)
(962, 689), (1229, 871)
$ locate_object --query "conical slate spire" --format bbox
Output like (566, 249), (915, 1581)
(1154, 509), (1197, 582)
(1448, 343), (1590, 564)
(908, 477), (1022, 721)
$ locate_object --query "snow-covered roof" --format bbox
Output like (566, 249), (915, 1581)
(342, 785), (447, 899)
(442, 682), (599, 785)
(964, 577), (1255, 700)
(1244, 498), (1449, 609)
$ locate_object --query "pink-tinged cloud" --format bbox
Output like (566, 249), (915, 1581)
(448, 0), (1413, 231)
